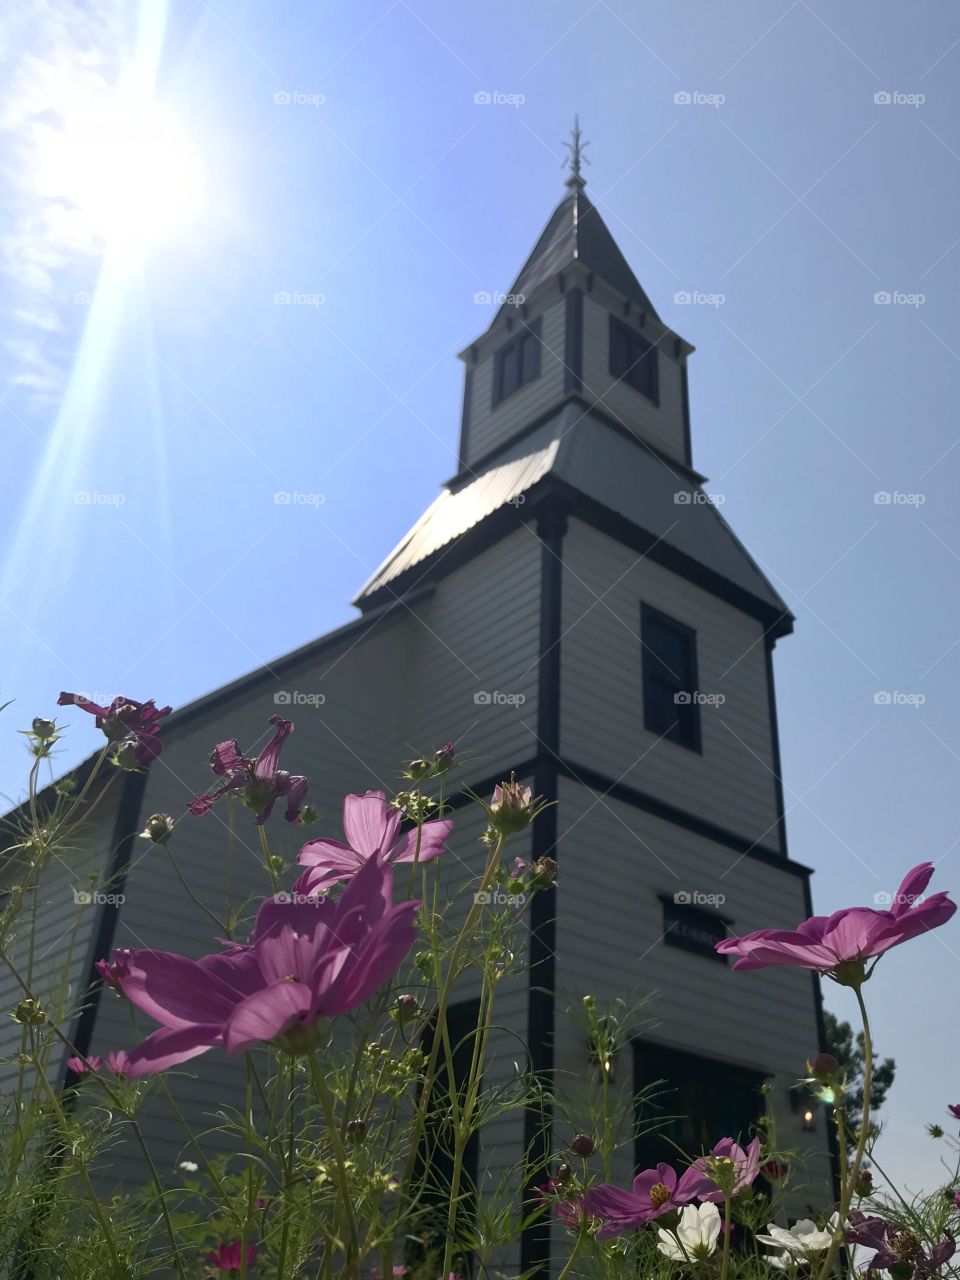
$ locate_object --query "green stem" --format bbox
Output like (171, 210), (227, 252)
(128, 1117), (188, 1279)
(555, 1227), (587, 1280)
(309, 1052), (360, 1276)
(720, 1193), (732, 1280)
(815, 983), (873, 1280)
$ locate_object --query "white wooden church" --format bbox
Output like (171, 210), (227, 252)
(1, 135), (833, 1272)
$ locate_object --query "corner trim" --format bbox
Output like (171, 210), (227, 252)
(520, 506), (566, 1280)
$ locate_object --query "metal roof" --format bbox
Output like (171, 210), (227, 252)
(499, 186), (661, 322)
(354, 403), (791, 623)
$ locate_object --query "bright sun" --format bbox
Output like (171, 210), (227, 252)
(37, 100), (205, 256)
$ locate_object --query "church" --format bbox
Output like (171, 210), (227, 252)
(0, 131), (834, 1272)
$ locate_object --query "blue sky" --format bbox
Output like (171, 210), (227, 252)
(3, 0), (960, 1192)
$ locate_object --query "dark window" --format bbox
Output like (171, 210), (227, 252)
(412, 999), (480, 1276)
(633, 1041), (766, 1172)
(609, 314), (659, 403)
(661, 894), (728, 961)
(641, 604), (701, 751)
(493, 319), (541, 406)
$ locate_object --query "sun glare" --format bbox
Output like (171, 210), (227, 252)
(37, 100), (205, 256)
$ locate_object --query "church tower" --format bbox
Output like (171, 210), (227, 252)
(355, 121), (833, 1273)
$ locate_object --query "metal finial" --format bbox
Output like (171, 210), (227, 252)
(563, 115), (589, 188)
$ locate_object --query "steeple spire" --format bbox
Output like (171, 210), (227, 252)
(562, 115), (589, 189)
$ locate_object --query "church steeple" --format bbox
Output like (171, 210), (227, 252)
(456, 128), (691, 476)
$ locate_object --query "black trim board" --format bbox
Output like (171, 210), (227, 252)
(681, 360), (693, 469)
(520, 506), (566, 1280)
(359, 478), (793, 639)
(764, 637), (789, 857)
(458, 364), (474, 471)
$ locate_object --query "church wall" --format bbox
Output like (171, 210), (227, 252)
(560, 519), (783, 851)
(464, 299), (567, 467)
(551, 776), (833, 1208)
(86, 614), (412, 1185)
(399, 527), (543, 777)
(580, 293), (688, 465)
(0, 799), (119, 1092)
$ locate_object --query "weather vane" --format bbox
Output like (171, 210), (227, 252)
(563, 115), (590, 187)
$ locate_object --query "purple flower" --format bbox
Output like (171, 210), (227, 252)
(96, 948), (134, 991)
(948, 1104), (960, 1121)
(66, 1050), (132, 1077)
(188, 716), (308, 824)
(689, 1137), (761, 1201)
(848, 1214), (956, 1278)
(294, 790), (451, 893)
(207, 1241), (257, 1273)
(583, 1162), (713, 1237)
(57, 692), (171, 765)
(716, 863), (955, 975)
(114, 853), (418, 1077)
(67, 1055), (102, 1074)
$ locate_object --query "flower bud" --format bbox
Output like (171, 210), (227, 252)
(395, 994), (419, 1022)
(854, 1168), (874, 1196)
(407, 758), (431, 782)
(140, 813), (175, 845)
(760, 1160), (790, 1180)
(346, 1119), (368, 1143)
(298, 805), (318, 825)
(569, 1134), (595, 1157)
(31, 718), (57, 740)
(810, 1052), (840, 1077)
(434, 742), (456, 772)
(488, 778), (542, 835)
(928, 1124), (945, 1139)
(12, 997), (47, 1026)
(554, 1162), (573, 1186)
(529, 856), (557, 890)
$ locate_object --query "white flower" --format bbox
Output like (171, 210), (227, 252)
(758, 1213), (843, 1261)
(178, 1160), (199, 1173)
(658, 1202), (722, 1260)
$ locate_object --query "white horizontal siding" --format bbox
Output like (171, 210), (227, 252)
(0, 802), (118, 1092)
(553, 778), (832, 1202)
(400, 529), (543, 778)
(560, 519), (782, 848)
(581, 295), (687, 464)
(466, 301), (567, 465)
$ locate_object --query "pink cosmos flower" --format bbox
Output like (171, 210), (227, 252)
(57, 692), (171, 765)
(96, 948), (135, 991)
(948, 1104), (960, 1121)
(207, 1241), (257, 1273)
(113, 853), (418, 1077)
(583, 1162), (713, 1237)
(716, 863), (955, 974)
(66, 1051), (132, 1077)
(294, 790), (451, 894)
(689, 1137), (761, 1202)
(188, 716), (308, 824)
